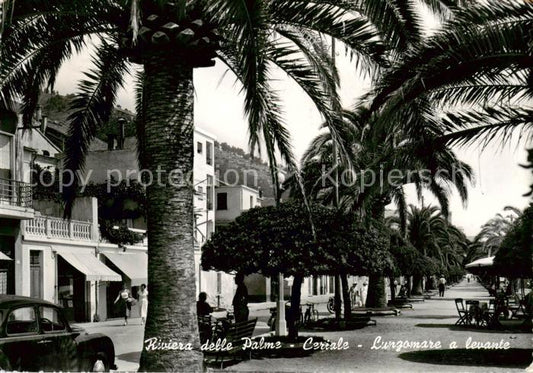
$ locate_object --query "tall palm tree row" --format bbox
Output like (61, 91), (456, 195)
(0, 0), (391, 370)
(328, 0), (532, 306)
(293, 106), (473, 307)
(405, 205), (469, 294)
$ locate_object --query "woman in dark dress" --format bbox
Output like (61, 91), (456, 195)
(232, 273), (249, 322)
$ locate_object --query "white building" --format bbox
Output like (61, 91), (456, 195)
(1, 108), (124, 322)
(214, 184), (352, 304)
(83, 127), (235, 311)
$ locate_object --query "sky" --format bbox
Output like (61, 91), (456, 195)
(51, 16), (532, 239)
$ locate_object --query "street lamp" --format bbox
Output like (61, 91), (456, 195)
(274, 170), (287, 336)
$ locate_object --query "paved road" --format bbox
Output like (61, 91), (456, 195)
(74, 279), (532, 372)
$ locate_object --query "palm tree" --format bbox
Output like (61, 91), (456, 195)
(0, 0), (386, 370)
(366, 1), (533, 150)
(406, 205), (448, 294)
(475, 206), (522, 256)
(291, 107), (473, 307)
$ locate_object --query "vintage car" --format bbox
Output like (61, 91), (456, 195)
(0, 295), (116, 372)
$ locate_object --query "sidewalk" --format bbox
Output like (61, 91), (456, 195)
(73, 279), (531, 372)
(435, 279), (492, 301)
(232, 279), (531, 372)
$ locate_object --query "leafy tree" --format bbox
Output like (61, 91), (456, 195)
(202, 202), (391, 335)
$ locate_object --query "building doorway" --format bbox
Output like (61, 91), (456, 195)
(57, 256), (87, 322)
(30, 251), (43, 299)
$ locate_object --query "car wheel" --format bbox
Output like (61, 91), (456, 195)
(91, 353), (109, 372)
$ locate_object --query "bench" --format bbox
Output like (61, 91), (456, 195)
(204, 318), (257, 368)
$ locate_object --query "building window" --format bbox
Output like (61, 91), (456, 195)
(0, 133), (12, 178)
(0, 270), (7, 294)
(206, 142), (213, 165)
(217, 193), (227, 210)
(197, 141), (203, 154)
(206, 175), (213, 210)
(30, 251), (42, 299)
(249, 195), (254, 208)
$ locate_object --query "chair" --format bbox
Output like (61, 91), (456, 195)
(455, 299), (470, 325)
(465, 300), (481, 325)
(198, 315), (214, 344)
(509, 294), (526, 319)
(204, 318), (258, 368)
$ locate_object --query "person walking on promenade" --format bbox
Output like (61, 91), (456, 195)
(349, 282), (358, 306)
(232, 273), (249, 322)
(438, 275), (447, 297)
(361, 281), (368, 306)
(114, 284), (133, 326)
(138, 284), (149, 325)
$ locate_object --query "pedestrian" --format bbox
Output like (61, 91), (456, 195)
(114, 284), (133, 326)
(361, 281), (368, 307)
(138, 283), (148, 325)
(398, 284), (407, 298)
(197, 292), (213, 316)
(349, 282), (358, 306)
(232, 273), (249, 322)
(438, 275), (446, 297)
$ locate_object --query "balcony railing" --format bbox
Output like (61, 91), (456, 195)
(24, 216), (93, 241)
(0, 178), (32, 208)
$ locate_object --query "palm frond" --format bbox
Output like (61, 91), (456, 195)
(437, 106), (533, 149)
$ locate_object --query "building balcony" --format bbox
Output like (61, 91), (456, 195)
(0, 177), (34, 219)
(23, 215), (95, 242)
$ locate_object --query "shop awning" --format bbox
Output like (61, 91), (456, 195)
(56, 250), (122, 282)
(465, 256), (494, 268)
(102, 252), (147, 286)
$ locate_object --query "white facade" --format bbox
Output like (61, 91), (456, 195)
(215, 184), (262, 225)
(193, 128), (234, 309)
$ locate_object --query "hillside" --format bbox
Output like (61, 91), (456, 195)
(39, 92), (278, 199)
(215, 142), (278, 200)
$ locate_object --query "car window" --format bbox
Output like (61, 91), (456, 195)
(38, 306), (66, 333)
(6, 307), (38, 335)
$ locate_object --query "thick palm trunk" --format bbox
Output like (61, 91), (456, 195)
(365, 275), (387, 308)
(138, 56), (202, 371)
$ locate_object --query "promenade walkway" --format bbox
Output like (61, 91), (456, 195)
(73, 279), (531, 372)
(232, 279), (531, 372)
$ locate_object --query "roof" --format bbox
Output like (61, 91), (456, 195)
(0, 295), (58, 309)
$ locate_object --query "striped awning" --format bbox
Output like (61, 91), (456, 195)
(102, 252), (147, 286)
(56, 249), (122, 282)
